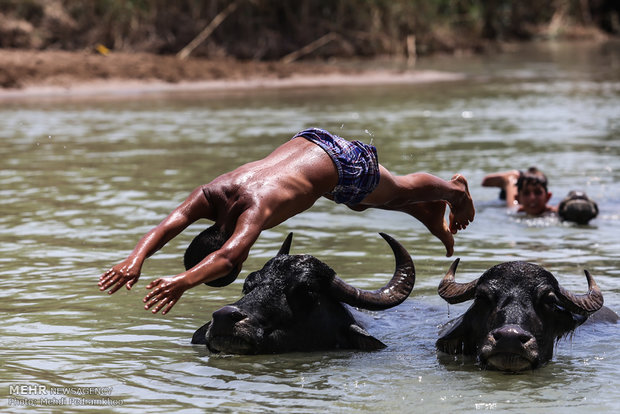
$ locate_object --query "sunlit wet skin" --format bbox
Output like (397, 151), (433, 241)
(99, 133), (476, 315)
(353, 172), (475, 257)
(395, 174), (474, 257)
(403, 201), (454, 257)
(448, 174), (475, 233)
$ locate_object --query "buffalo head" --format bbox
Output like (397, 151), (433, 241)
(436, 260), (604, 372)
(192, 232), (415, 354)
(558, 190), (599, 225)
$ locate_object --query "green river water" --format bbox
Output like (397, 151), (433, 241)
(1, 41), (619, 413)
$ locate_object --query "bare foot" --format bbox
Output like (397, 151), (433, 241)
(448, 174), (475, 234)
(406, 201), (454, 257)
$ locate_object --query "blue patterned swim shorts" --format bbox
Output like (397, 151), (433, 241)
(293, 128), (380, 206)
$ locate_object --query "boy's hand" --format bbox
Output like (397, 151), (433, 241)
(98, 258), (142, 294)
(143, 276), (190, 315)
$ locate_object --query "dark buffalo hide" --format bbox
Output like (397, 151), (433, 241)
(192, 232), (415, 354)
(558, 190), (599, 225)
(436, 260), (617, 372)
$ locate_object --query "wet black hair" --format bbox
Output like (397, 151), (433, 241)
(517, 167), (549, 193)
(184, 225), (241, 287)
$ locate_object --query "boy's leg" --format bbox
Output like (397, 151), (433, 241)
(361, 167), (474, 226)
(403, 201), (454, 257)
(356, 167), (474, 256)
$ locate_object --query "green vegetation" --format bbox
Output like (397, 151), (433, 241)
(1, 0), (618, 59)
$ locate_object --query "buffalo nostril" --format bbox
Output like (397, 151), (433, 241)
(213, 305), (247, 324)
(491, 325), (533, 345)
(228, 310), (245, 322)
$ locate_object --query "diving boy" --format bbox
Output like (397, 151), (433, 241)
(99, 127), (475, 315)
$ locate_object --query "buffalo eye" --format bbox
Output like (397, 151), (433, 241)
(242, 272), (261, 294)
(474, 285), (495, 305)
(538, 289), (579, 332)
(285, 284), (318, 315)
(539, 290), (562, 312)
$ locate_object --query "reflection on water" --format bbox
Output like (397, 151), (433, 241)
(1, 41), (619, 413)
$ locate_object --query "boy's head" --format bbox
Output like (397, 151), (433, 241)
(184, 225), (240, 287)
(516, 167), (552, 215)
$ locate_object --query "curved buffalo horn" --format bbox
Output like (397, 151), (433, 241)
(277, 233), (293, 256)
(328, 233), (415, 311)
(437, 258), (478, 304)
(557, 270), (604, 315)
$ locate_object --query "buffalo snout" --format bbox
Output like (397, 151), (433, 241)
(212, 305), (248, 326)
(206, 305), (258, 354)
(480, 325), (539, 371)
(484, 324), (538, 366)
(491, 325), (534, 349)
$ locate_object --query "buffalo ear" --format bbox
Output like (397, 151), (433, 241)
(436, 314), (470, 355)
(347, 324), (387, 351)
(191, 321), (211, 345)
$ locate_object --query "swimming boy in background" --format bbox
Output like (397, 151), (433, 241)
(482, 167), (556, 215)
(482, 167), (599, 224)
(98, 127), (475, 315)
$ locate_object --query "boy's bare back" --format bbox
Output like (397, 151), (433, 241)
(204, 138), (338, 233)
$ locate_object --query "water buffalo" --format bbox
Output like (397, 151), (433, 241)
(558, 190), (599, 224)
(435, 260), (614, 372)
(191, 232), (415, 354)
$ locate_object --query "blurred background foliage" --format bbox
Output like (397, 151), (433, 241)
(0, 0), (618, 59)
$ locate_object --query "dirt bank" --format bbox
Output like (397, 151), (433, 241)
(0, 49), (464, 100)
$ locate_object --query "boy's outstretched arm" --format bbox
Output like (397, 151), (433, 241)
(98, 186), (212, 295)
(142, 209), (264, 315)
(481, 169), (520, 207)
